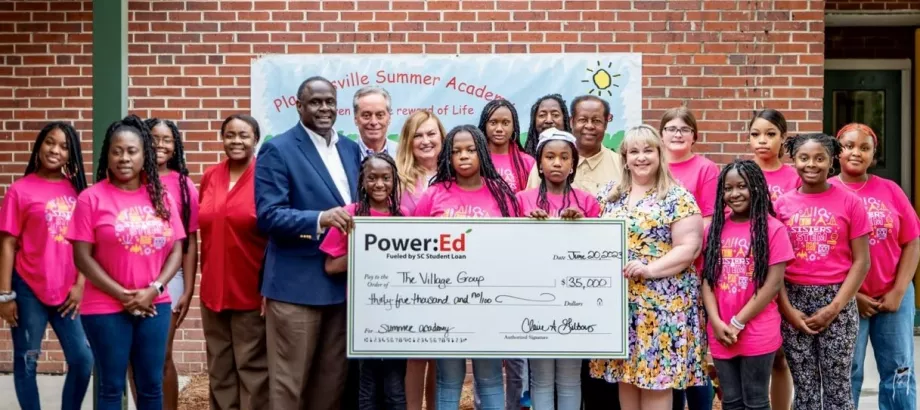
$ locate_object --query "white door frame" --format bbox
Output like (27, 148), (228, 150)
(824, 59), (912, 197)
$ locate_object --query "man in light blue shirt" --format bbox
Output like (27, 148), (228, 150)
(353, 85), (398, 160)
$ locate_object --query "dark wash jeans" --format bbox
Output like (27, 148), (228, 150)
(10, 271), (93, 410)
(713, 352), (776, 410)
(82, 303), (171, 410)
(358, 359), (408, 410)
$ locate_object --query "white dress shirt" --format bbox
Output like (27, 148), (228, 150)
(301, 123), (352, 235)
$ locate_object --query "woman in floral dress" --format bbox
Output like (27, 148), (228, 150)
(591, 124), (707, 410)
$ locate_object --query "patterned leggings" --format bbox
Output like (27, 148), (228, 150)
(781, 282), (858, 410)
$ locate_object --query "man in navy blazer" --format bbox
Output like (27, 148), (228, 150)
(255, 76), (360, 410)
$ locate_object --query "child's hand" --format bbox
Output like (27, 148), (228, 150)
(559, 208), (585, 220)
(856, 293), (880, 318)
(804, 305), (839, 333)
(711, 319), (737, 347)
(528, 209), (549, 220)
(786, 307), (819, 335)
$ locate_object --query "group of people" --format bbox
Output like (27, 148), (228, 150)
(0, 74), (915, 410)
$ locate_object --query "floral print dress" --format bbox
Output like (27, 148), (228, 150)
(590, 182), (709, 390)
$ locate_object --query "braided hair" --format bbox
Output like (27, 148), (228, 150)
(535, 139), (586, 215)
(784, 132), (842, 179)
(432, 125), (521, 217)
(95, 114), (170, 221)
(478, 99), (529, 191)
(24, 121), (87, 193)
(703, 160), (774, 292)
(355, 152), (403, 217)
(524, 94), (572, 156)
(146, 118), (192, 252)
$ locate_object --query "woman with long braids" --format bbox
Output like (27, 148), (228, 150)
(700, 160), (794, 410)
(414, 125), (519, 410)
(479, 99), (535, 193)
(516, 128), (599, 410)
(0, 122), (93, 410)
(199, 114), (269, 410)
(322, 152), (408, 410)
(145, 117), (199, 410)
(774, 133), (870, 410)
(523, 94), (572, 156)
(67, 114), (185, 410)
(591, 125), (705, 410)
(830, 124), (919, 409)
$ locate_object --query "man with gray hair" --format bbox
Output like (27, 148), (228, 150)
(353, 85), (398, 159)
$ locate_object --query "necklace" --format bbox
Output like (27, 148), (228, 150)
(836, 175), (870, 192)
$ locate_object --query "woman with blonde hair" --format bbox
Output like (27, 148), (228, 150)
(395, 110), (446, 409)
(591, 125), (707, 410)
(397, 110), (447, 216)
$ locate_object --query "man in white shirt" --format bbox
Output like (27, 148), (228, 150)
(353, 85), (399, 160)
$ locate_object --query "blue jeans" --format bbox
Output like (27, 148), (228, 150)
(673, 384), (713, 410)
(529, 359), (581, 410)
(358, 359), (407, 410)
(10, 272), (93, 410)
(82, 303), (171, 410)
(852, 284), (917, 410)
(437, 358), (504, 410)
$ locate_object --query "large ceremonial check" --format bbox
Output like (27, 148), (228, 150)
(347, 218), (628, 359)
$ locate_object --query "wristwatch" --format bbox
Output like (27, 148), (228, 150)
(0, 291), (17, 303)
(149, 281), (165, 295)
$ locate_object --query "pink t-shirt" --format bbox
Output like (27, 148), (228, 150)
(0, 174), (78, 306)
(774, 185), (872, 285)
(491, 152), (536, 193)
(320, 203), (405, 258)
(413, 182), (517, 218)
(66, 180), (186, 315)
(669, 154), (720, 217)
(761, 164), (801, 202)
(830, 176), (920, 297)
(160, 171), (200, 233)
(705, 216), (794, 359)
(401, 177), (432, 216)
(516, 187), (601, 218)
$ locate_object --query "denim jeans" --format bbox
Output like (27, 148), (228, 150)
(713, 352), (775, 410)
(529, 359), (581, 410)
(673, 384), (713, 410)
(358, 359), (407, 410)
(504, 359), (525, 410)
(437, 358), (504, 410)
(10, 272), (93, 410)
(82, 303), (171, 410)
(852, 283), (917, 410)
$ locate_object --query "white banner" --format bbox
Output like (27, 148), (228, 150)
(347, 218), (628, 359)
(251, 53), (643, 153)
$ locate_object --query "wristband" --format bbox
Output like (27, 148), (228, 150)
(0, 291), (16, 303)
(730, 316), (746, 330)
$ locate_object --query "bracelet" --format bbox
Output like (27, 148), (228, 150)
(0, 291), (16, 303)
(730, 316), (746, 330)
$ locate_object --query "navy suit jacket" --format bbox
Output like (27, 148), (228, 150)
(255, 123), (360, 305)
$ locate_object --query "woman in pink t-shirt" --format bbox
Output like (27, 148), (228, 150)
(774, 133), (871, 410)
(479, 99), (536, 193)
(747, 108), (799, 410)
(67, 115), (186, 410)
(659, 107), (720, 224)
(700, 160), (795, 410)
(414, 124), (520, 410)
(145, 117), (200, 410)
(0, 122), (93, 410)
(517, 128), (599, 410)
(832, 123), (920, 408)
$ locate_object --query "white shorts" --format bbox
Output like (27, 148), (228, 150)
(167, 269), (185, 311)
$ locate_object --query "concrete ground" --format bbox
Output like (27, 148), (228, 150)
(0, 337), (917, 409)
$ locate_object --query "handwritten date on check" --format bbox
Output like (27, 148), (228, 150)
(346, 218), (628, 359)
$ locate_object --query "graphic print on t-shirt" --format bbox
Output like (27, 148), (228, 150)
(718, 236), (753, 294)
(115, 206), (175, 255)
(768, 185), (784, 202)
(862, 197), (894, 246)
(45, 196), (77, 243)
(442, 205), (490, 218)
(786, 206), (839, 261)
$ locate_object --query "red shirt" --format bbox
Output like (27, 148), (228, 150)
(199, 160), (267, 311)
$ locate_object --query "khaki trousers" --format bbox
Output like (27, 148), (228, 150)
(201, 306), (270, 410)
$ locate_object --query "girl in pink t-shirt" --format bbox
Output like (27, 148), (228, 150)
(414, 124), (520, 410)
(66, 115), (186, 410)
(0, 122), (93, 409)
(146, 117), (199, 409)
(832, 123), (920, 408)
(517, 128), (598, 410)
(659, 107), (720, 222)
(700, 160), (795, 410)
(479, 99), (536, 193)
(774, 133), (871, 410)
(320, 153), (409, 409)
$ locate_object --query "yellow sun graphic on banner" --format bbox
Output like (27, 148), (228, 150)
(582, 61), (621, 97)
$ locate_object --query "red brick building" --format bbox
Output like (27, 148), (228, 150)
(0, 0), (918, 374)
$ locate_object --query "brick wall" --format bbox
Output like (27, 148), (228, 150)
(0, 0), (827, 374)
(826, 0), (920, 11)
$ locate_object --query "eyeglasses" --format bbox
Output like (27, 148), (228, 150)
(663, 126), (693, 135)
(153, 137), (175, 146)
